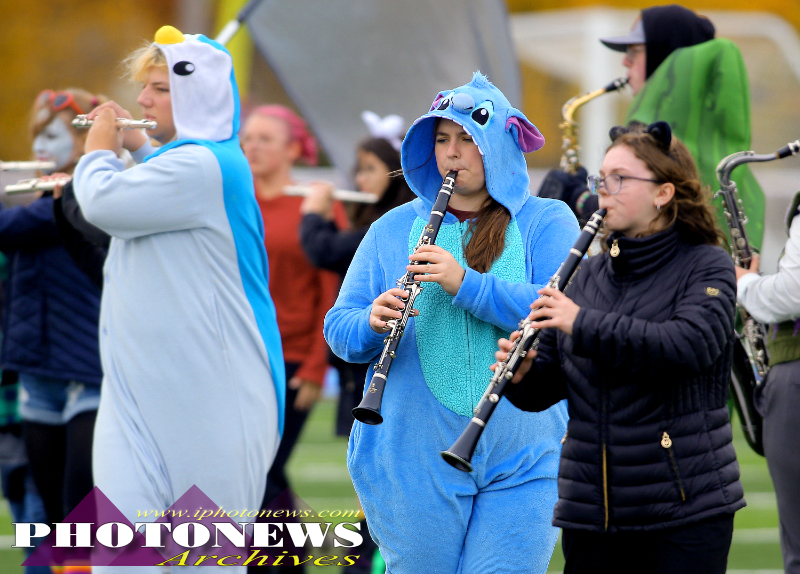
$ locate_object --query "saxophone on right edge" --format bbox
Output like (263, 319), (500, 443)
(715, 139), (800, 455)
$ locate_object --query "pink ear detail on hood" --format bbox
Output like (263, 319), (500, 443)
(506, 116), (545, 152)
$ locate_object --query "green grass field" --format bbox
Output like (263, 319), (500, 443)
(0, 399), (783, 572)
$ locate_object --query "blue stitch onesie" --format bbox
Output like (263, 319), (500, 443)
(74, 26), (284, 573)
(324, 73), (580, 574)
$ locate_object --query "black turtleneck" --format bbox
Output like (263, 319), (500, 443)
(604, 226), (680, 280)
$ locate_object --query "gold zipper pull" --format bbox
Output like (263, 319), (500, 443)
(610, 239), (620, 257)
(560, 430), (568, 444)
(661, 432), (672, 449)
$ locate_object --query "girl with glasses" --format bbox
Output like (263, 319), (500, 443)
(498, 121), (745, 574)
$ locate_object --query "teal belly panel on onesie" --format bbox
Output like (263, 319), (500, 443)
(409, 217), (526, 416)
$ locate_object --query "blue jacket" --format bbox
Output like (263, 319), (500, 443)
(509, 227), (746, 532)
(0, 196), (102, 385)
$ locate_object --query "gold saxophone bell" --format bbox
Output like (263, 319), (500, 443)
(559, 78), (629, 174)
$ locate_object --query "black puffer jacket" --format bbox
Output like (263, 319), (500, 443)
(509, 226), (745, 533)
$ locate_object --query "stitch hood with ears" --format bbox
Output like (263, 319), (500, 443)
(153, 25), (240, 142)
(401, 72), (544, 217)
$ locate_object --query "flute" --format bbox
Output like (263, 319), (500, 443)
(441, 208), (607, 472)
(72, 115), (157, 129)
(284, 185), (378, 204)
(0, 161), (57, 172)
(5, 177), (71, 195)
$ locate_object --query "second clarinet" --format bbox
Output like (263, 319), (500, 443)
(352, 170), (457, 425)
(441, 208), (607, 471)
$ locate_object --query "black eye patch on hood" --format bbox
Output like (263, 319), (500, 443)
(173, 61), (196, 76)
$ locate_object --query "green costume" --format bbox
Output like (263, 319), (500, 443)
(627, 38), (765, 248)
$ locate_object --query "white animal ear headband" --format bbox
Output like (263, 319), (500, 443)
(361, 110), (405, 151)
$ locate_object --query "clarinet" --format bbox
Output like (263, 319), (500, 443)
(715, 139), (800, 455)
(352, 170), (457, 425)
(442, 208), (606, 472)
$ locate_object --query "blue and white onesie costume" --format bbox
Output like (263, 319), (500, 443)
(73, 27), (284, 570)
(324, 73), (580, 574)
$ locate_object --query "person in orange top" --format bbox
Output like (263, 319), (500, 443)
(241, 105), (347, 572)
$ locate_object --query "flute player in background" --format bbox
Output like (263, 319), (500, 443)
(0, 87), (104, 574)
(73, 26), (284, 572)
(239, 104), (348, 574)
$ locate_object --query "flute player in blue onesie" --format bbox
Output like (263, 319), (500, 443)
(324, 72), (580, 574)
(73, 26), (284, 571)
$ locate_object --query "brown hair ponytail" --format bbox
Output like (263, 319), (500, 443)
(464, 199), (511, 273)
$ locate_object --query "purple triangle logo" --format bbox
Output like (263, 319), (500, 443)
(18, 485), (366, 568)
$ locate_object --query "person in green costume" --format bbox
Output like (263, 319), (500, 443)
(541, 4), (765, 249)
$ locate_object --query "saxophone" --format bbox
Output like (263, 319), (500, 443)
(559, 78), (628, 173)
(715, 139), (800, 455)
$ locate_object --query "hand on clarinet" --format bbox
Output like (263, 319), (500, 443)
(407, 245), (465, 296)
(528, 287), (580, 336)
(734, 254), (760, 281)
(370, 288), (419, 333)
(84, 101), (147, 153)
(493, 331), (536, 383)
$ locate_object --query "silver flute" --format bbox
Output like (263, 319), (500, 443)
(0, 160), (57, 172)
(72, 115), (157, 129)
(284, 185), (378, 204)
(5, 177), (71, 195)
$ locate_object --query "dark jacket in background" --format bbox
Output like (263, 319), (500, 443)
(509, 226), (745, 532)
(299, 213), (370, 436)
(52, 181), (109, 290)
(0, 195), (102, 385)
(299, 214), (368, 277)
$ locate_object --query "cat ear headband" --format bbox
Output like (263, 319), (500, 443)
(609, 120), (672, 154)
(361, 110), (405, 151)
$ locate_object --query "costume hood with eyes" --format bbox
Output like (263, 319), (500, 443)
(324, 73), (579, 574)
(145, 26), (285, 430)
(401, 72), (544, 218)
(73, 25), (284, 533)
(151, 25), (239, 142)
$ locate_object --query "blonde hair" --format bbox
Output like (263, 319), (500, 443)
(124, 41), (167, 83)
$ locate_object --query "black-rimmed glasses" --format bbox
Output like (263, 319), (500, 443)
(588, 173), (661, 195)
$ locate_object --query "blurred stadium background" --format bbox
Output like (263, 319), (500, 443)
(1, 0), (796, 571)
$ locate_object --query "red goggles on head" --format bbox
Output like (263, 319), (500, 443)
(36, 90), (86, 116)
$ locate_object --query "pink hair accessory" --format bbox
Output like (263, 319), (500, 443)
(251, 105), (318, 166)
